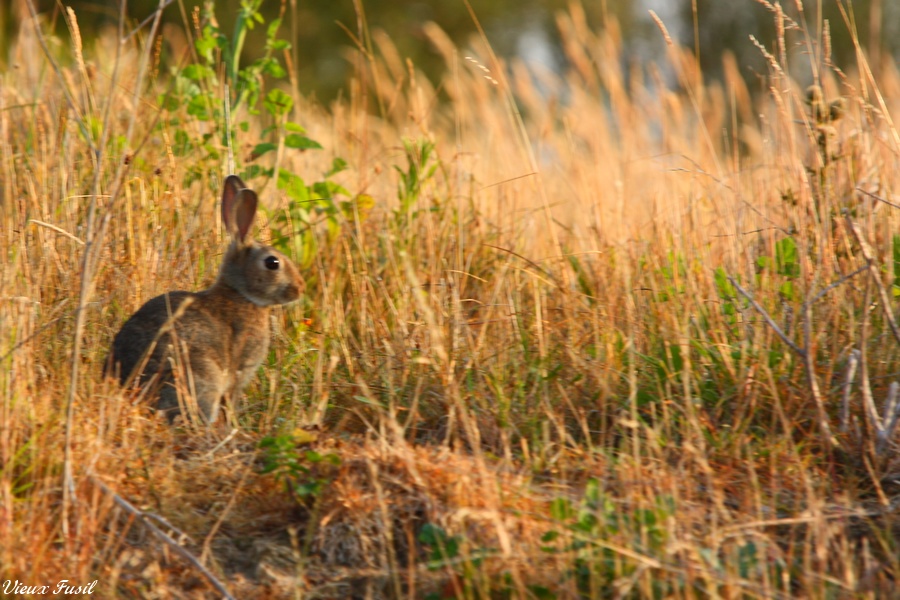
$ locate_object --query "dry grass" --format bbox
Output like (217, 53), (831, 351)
(3, 1), (900, 598)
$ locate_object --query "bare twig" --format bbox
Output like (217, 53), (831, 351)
(841, 350), (859, 433)
(728, 275), (837, 446)
(90, 477), (235, 599)
(483, 244), (564, 292)
(844, 217), (900, 348)
(24, 0), (98, 539)
(876, 382), (900, 455)
(802, 297), (837, 446)
(28, 219), (86, 245)
(858, 277), (881, 432)
(809, 265), (867, 305)
(726, 276), (805, 356)
(855, 186), (900, 211)
(123, 0), (178, 41)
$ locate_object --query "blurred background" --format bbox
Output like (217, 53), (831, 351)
(2, 0), (898, 102)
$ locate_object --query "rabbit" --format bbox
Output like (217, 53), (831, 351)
(107, 175), (305, 424)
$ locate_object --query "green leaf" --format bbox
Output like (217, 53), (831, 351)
(714, 267), (736, 299)
(418, 523), (446, 546)
(277, 169), (309, 203)
(267, 17), (283, 39)
(263, 61), (286, 78)
(775, 237), (800, 278)
(250, 142), (277, 158)
(181, 64), (214, 81)
(264, 88), (293, 118)
(312, 180), (348, 199)
(186, 95), (211, 120)
(327, 157), (348, 176)
(284, 134), (323, 150)
(779, 280), (795, 301)
(893, 235), (900, 293)
(528, 585), (557, 600)
(195, 25), (224, 62)
(550, 497), (573, 521)
(293, 481), (321, 496)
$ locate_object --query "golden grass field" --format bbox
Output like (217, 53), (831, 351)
(2, 1), (900, 597)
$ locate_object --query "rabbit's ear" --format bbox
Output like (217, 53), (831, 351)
(221, 176), (257, 245)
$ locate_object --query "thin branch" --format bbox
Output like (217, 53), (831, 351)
(844, 217), (900, 348)
(483, 243), (564, 292)
(28, 0), (172, 539)
(728, 275), (837, 446)
(809, 265), (867, 305)
(859, 275), (881, 432)
(28, 219), (86, 245)
(727, 276), (805, 356)
(123, 0), (178, 41)
(876, 382), (900, 455)
(841, 350), (859, 433)
(856, 186), (900, 211)
(90, 477), (235, 600)
(802, 296), (838, 446)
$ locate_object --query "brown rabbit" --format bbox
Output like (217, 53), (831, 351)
(107, 175), (304, 423)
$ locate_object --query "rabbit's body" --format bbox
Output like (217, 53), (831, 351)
(108, 176), (303, 423)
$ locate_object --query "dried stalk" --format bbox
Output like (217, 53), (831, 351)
(727, 276), (837, 446)
(841, 350), (859, 433)
(24, 0), (170, 538)
(91, 476), (235, 600)
(876, 383), (900, 455)
(845, 217), (900, 347)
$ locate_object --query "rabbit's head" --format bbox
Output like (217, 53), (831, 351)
(217, 175), (304, 306)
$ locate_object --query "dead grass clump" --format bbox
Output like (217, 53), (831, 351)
(311, 440), (545, 569)
(89, 431), (560, 597)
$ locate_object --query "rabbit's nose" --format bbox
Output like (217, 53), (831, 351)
(283, 281), (302, 302)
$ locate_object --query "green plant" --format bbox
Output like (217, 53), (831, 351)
(395, 138), (440, 220)
(258, 434), (340, 499)
(159, 0), (293, 182)
(419, 523), (498, 600)
(755, 236), (800, 301)
(541, 479), (676, 596)
(892, 234), (900, 298)
(158, 0), (361, 266)
(168, 0), (288, 121)
(268, 159), (372, 271)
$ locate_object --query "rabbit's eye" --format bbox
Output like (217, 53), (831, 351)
(264, 256), (280, 270)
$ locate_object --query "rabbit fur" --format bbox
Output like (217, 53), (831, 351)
(107, 175), (304, 423)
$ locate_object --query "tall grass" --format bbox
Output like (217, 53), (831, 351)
(2, 0), (900, 597)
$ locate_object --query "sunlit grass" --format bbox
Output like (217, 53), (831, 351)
(2, 1), (900, 597)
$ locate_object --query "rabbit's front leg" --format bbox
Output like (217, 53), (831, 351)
(190, 363), (230, 424)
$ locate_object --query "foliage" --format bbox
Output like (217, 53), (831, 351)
(159, 0), (358, 266)
(258, 433), (340, 499)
